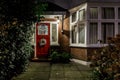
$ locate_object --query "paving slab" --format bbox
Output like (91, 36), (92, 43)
(12, 62), (93, 80)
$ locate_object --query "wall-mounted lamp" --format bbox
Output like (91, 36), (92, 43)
(61, 14), (64, 34)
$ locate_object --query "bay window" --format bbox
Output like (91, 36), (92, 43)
(102, 7), (115, 19)
(101, 23), (115, 43)
(70, 6), (119, 47)
(78, 24), (85, 43)
(119, 8), (120, 19)
(72, 24), (77, 43)
(90, 7), (98, 19)
(79, 9), (85, 21)
(72, 12), (77, 22)
(119, 23), (120, 34)
(89, 23), (98, 44)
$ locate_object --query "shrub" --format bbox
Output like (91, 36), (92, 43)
(0, 0), (47, 79)
(0, 23), (33, 80)
(61, 52), (71, 63)
(50, 50), (61, 63)
(50, 49), (71, 63)
(91, 35), (120, 80)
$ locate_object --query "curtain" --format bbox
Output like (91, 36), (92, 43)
(89, 23), (98, 44)
(78, 24), (85, 43)
(118, 8), (120, 19)
(52, 24), (57, 42)
(72, 25), (77, 43)
(79, 9), (85, 21)
(102, 8), (114, 19)
(118, 23), (120, 34)
(102, 23), (114, 43)
(90, 8), (98, 19)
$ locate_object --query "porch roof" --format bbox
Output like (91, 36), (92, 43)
(39, 0), (120, 10)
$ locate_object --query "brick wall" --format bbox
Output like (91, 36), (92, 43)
(70, 47), (88, 61)
(58, 13), (70, 52)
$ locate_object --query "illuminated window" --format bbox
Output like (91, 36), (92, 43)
(38, 24), (48, 35)
(72, 12), (77, 22)
(78, 24), (85, 43)
(79, 9), (85, 21)
(72, 24), (77, 43)
(52, 24), (57, 42)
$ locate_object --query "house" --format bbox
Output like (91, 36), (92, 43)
(32, 0), (120, 65)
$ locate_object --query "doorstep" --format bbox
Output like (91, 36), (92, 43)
(31, 57), (51, 62)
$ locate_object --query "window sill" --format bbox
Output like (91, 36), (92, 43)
(70, 44), (108, 48)
(70, 44), (87, 47)
(50, 43), (60, 46)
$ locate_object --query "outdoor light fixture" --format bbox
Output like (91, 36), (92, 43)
(61, 14), (64, 34)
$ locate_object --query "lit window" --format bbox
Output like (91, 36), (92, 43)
(52, 24), (57, 42)
(78, 24), (85, 43)
(79, 9), (85, 21)
(72, 12), (77, 22)
(89, 23), (98, 44)
(38, 24), (48, 35)
(101, 23), (114, 43)
(51, 23), (59, 45)
(72, 24), (77, 43)
(90, 7), (98, 19)
(102, 7), (115, 19)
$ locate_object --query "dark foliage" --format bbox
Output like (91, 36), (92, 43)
(0, 0), (47, 80)
(91, 35), (120, 80)
(50, 49), (71, 63)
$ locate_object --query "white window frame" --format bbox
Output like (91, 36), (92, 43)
(87, 6), (120, 47)
(50, 22), (59, 46)
(101, 7), (115, 19)
(89, 7), (98, 19)
(70, 4), (120, 47)
(79, 9), (86, 21)
(70, 10), (87, 47)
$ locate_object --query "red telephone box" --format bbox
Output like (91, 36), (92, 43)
(36, 23), (50, 58)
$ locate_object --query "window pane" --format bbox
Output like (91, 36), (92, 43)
(72, 25), (77, 43)
(118, 8), (120, 19)
(89, 23), (98, 44)
(118, 23), (120, 34)
(38, 24), (48, 35)
(79, 9), (85, 21)
(90, 8), (98, 19)
(72, 12), (77, 22)
(78, 24), (85, 43)
(102, 7), (115, 19)
(52, 24), (57, 42)
(102, 23), (115, 43)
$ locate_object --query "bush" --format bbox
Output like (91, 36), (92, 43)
(0, 23), (33, 80)
(50, 49), (71, 63)
(91, 35), (120, 80)
(0, 0), (47, 79)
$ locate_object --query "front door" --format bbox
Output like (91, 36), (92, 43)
(36, 23), (50, 58)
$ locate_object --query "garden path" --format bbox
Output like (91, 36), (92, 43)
(12, 62), (93, 80)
